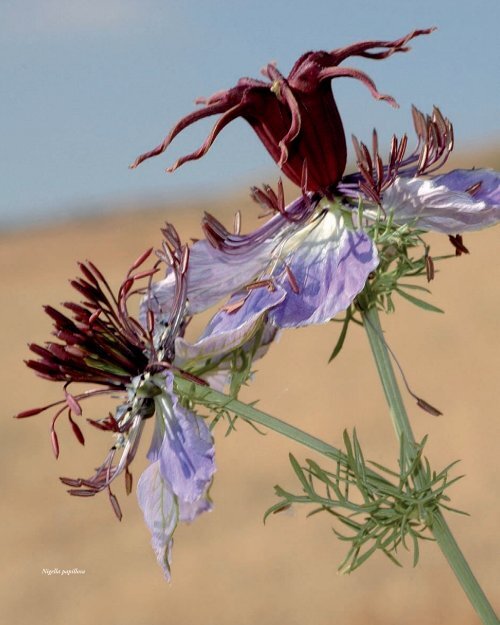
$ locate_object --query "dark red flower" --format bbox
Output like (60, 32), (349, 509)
(131, 28), (434, 196)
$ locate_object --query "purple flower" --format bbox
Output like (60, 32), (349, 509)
(131, 28), (434, 195)
(17, 226), (216, 580)
(138, 370), (215, 579)
(382, 169), (500, 233)
(341, 106), (500, 236)
(149, 188), (378, 341)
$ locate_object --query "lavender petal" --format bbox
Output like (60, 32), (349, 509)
(142, 196), (315, 320)
(434, 169), (500, 206)
(270, 211), (378, 327)
(154, 373), (215, 503)
(178, 492), (213, 524)
(145, 236), (274, 318)
(384, 171), (500, 233)
(137, 461), (178, 581)
(175, 286), (286, 364)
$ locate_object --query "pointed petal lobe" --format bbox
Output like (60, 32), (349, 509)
(137, 461), (178, 581)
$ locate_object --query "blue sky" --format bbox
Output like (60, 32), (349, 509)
(1, 0), (499, 229)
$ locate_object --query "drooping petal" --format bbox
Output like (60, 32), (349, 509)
(383, 171), (500, 233)
(270, 211), (379, 327)
(154, 372), (215, 503)
(175, 285), (286, 364)
(144, 235), (273, 320)
(137, 461), (178, 580)
(143, 197), (313, 320)
(178, 491), (213, 524)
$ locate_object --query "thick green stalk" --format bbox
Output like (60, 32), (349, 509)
(362, 305), (499, 625)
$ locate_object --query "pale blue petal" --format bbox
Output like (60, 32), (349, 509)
(143, 195), (315, 319)
(434, 169), (500, 206)
(178, 491), (213, 523)
(384, 171), (500, 233)
(154, 372), (215, 503)
(146, 416), (165, 462)
(147, 237), (272, 317)
(270, 211), (378, 327)
(137, 461), (178, 581)
(175, 286), (285, 363)
(186, 321), (279, 392)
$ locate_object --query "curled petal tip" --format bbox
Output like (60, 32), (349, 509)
(128, 30), (435, 193)
(379, 94), (399, 108)
(277, 143), (289, 168)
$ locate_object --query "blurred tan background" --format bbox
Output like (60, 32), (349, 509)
(1, 151), (499, 624)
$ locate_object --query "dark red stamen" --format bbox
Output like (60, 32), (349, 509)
(448, 234), (470, 256)
(19, 224), (190, 513)
(425, 255), (435, 282)
(351, 107), (453, 204)
(465, 181), (482, 196)
(285, 265), (300, 294)
(68, 413), (85, 445)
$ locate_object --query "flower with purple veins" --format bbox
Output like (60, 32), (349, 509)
(132, 30), (500, 357)
(16, 226), (216, 580)
(381, 169), (500, 234)
(148, 184), (379, 342)
(342, 106), (500, 238)
(130, 28), (434, 196)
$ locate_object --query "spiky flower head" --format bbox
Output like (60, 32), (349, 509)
(16, 226), (216, 580)
(131, 29), (434, 195)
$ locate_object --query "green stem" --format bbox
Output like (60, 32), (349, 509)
(174, 378), (389, 488)
(362, 305), (499, 625)
(175, 377), (343, 459)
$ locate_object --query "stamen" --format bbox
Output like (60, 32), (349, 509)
(175, 369), (210, 387)
(448, 234), (470, 256)
(108, 488), (123, 521)
(465, 181), (482, 196)
(425, 254), (435, 282)
(50, 427), (60, 459)
(416, 397), (443, 417)
(363, 313), (442, 416)
(125, 468), (133, 495)
(68, 412), (85, 445)
(89, 309), (102, 325)
(222, 299), (246, 314)
(59, 477), (83, 487)
(130, 247), (154, 272)
(285, 264), (300, 294)
(64, 388), (82, 416)
(233, 210), (241, 235)
(245, 279), (276, 292)
(351, 106), (453, 205)
(67, 489), (97, 497)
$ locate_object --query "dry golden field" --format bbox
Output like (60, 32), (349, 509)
(1, 153), (499, 624)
